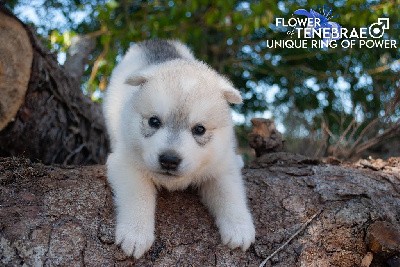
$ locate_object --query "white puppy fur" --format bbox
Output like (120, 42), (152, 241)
(103, 39), (255, 258)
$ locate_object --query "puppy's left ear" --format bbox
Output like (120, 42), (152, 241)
(220, 77), (242, 104)
(125, 75), (147, 86)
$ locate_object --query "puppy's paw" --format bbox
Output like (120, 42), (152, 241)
(218, 217), (255, 251)
(115, 223), (155, 259)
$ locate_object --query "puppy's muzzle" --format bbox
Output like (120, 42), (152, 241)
(159, 151), (182, 171)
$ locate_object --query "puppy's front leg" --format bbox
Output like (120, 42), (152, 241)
(200, 168), (255, 251)
(107, 152), (156, 259)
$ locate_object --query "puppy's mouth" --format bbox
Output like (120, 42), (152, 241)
(155, 171), (180, 177)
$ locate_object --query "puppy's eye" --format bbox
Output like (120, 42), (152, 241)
(192, 124), (206, 136)
(148, 116), (162, 129)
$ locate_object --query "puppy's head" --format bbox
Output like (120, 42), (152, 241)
(122, 60), (241, 179)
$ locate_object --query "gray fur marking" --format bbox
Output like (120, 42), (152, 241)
(165, 109), (213, 147)
(139, 40), (182, 65)
(166, 130), (180, 145)
(141, 119), (157, 138)
(165, 109), (189, 144)
(168, 109), (189, 131)
(194, 133), (213, 147)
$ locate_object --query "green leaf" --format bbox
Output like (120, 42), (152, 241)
(106, 0), (119, 9)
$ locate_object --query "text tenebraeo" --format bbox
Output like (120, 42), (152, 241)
(270, 17), (397, 49)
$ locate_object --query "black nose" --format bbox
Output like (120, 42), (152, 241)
(159, 152), (182, 171)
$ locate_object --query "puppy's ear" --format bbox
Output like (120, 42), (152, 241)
(219, 77), (242, 104)
(125, 75), (147, 86)
(223, 87), (242, 104)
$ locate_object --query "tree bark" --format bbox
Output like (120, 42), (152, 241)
(1, 153), (399, 266)
(0, 7), (108, 165)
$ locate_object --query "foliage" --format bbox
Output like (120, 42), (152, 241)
(10, 0), (400, 151)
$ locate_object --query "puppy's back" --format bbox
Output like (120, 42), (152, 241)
(103, 40), (195, 149)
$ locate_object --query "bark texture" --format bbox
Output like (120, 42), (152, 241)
(1, 153), (399, 266)
(0, 7), (108, 165)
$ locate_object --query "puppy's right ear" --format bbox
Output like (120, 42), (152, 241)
(125, 75), (147, 86)
(218, 77), (243, 104)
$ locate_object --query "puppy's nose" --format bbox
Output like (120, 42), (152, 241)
(159, 152), (182, 171)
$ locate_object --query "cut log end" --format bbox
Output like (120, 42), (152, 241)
(0, 12), (33, 130)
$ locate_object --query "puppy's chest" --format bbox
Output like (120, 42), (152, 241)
(152, 176), (198, 191)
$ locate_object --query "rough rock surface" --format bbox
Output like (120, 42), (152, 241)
(1, 153), (399, 266)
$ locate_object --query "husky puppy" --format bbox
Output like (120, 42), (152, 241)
(103, 39), (255, 258)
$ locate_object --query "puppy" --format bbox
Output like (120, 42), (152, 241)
(103, 39), (255, 258)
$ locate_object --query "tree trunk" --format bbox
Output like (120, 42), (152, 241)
(64, 35), (96, 80)
(1, 153), (399, 266)
(0, 7), (108, 165)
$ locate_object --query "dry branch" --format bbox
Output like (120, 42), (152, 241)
(259, 209), (322, 267)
